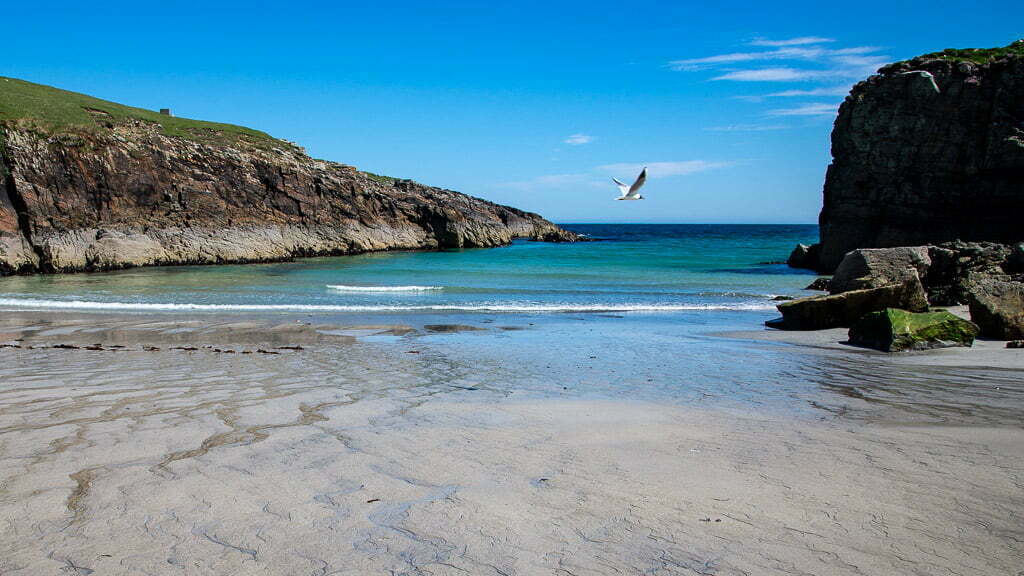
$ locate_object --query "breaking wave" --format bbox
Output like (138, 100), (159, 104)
(0, 297), (775, 313)
(327, 285), (443, 292)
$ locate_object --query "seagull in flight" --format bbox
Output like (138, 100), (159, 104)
(613, 167), (647, 200)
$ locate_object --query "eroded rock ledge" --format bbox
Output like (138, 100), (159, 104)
(0, 122), (577, 275)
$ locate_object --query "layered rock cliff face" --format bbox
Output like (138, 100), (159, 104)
(0, 82), (576, 275)
(814, 41), (1024, 272)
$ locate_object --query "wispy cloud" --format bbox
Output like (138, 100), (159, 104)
(749, 36), (834, 47)
(712, 67), (833, 82)
(766, 103), (839, 116)
(598, 161), (733, 177)
(670, 47), (824, 70)
(668, 46), (881, 71)
(703, 123), (788, 132)
(764, 86), (851, 97)
(498, 172), (606, 192)
(670, 38), (888, 82)
(564, 133), (593, 145)
(499, 160), (732, 191)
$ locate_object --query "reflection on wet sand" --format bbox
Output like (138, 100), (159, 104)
(0, 311), (1021, 575)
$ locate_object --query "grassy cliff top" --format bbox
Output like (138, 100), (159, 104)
(912, 39), (1024, 65)
(0, 76), (286, 149)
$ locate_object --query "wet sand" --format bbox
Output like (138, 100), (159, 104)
(723, 306), (1024, 370)
(0, 311), (1022, 575)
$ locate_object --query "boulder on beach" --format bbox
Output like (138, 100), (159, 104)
(926, 242), (1014, 305)
(830, 247), (932, 294)
(767, 272), (928, 330)
(848, 308), (979, 352)
(967, 279), (1024, 339)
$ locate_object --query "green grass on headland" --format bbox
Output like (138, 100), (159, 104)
(912, 39), (1024, 65)
(0, 76), (286, 149)
(364, 171), (398, 185)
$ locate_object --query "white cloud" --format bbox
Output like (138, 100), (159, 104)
(498, 172), (605, 192)
(713, 67), (832, 82)
(703, 123), (788, 132)
(499, 160), (733, 191)
(670, 41), (887, 82)
(564, 133), (593, 145)
(830, 54), (890, 77)
(670, 47), (824, 70)
(766, 103), (840, 116)
(764, 86), (851, 97)
(668, 46), (860, 70)
(749, 36), (834, 47)
(598, 160), (733, 177)
(831, 46), (883, 55)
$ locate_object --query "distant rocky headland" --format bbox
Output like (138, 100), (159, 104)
(780, 41), (1024, 348)
(0, 78), (577, 275)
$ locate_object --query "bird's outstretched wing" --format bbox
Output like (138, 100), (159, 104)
(612, 178), (630, 197)
(628, 167), (647, 197)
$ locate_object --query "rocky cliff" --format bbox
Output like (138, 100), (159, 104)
(0, 78), (577, 275)
(813, 41), (1024, 272)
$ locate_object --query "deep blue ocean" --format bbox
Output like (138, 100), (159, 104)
(0, 224), (820, 313)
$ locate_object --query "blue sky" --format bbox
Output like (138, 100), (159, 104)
(4, 1), (1021, 223)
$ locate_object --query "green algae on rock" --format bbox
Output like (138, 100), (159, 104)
(848, 308), (979, 352)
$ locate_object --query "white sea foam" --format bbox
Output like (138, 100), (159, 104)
(0, 297), (775, 313)
(327, 285), (444, 292)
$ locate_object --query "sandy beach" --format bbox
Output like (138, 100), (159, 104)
(4, 7), (1023, 575)
(0, 310), (1021, 575)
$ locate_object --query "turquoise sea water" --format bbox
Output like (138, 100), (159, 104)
(3, 223), (1022, 424)
(0, 224), (819, 313)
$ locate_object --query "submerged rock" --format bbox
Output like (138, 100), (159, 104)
(830, 247), (932, 294)
(967, 279), (1024, 339)
(848, 308), (979, 352)
(767, 273), (928, 330)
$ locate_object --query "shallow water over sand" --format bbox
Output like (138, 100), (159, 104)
(0, 311), (1022, 575)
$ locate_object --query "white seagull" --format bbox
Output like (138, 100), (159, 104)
(612, 167), (647, 200)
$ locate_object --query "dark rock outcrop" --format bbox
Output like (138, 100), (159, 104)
(804, 277), (831, 291)
(787, 243), (819, 271)
(1005, 243), (1024, 274)
(967, 279), (1024, 339)
(0, 115), (576, 275)
(814, 41), (1024, 272)
(767, 273), (928, 330)
(849, 308), (978, 352)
